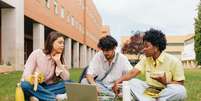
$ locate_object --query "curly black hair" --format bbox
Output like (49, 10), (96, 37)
(143, 28), (167, 52)
(98, 35), (118, 51)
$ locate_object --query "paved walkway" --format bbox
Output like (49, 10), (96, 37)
(0, 66), (15, 73)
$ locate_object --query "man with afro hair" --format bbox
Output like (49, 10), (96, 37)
(113, 28), (187, 101)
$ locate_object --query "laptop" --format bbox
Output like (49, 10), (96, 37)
(65, 83), (98, 101)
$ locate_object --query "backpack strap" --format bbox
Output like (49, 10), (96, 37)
(79, 66), (98, 83)
(100, 53), (119, 81)
(79, 66), (89, 83)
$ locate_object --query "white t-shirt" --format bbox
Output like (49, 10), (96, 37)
(87, 51), (133, 88)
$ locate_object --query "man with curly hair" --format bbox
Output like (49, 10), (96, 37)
(113, 28), (187, 101)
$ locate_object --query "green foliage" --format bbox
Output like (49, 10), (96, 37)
(194, 1), (201, 65)
(121, 31), (144, 63)
(121, 31), (144, 55)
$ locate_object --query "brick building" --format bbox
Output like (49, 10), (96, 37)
(181, 34), (196, 68)
(0, 0), (109, 70)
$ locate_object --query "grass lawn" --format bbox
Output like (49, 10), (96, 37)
(184, 69), (201, 101)
(0, 69), (201, 101)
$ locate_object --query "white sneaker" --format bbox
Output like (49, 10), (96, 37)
(30, 96), (39, 101)
(56, 93), (67, 101)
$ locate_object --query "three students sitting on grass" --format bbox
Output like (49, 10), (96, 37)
(20, 29), (187, 101)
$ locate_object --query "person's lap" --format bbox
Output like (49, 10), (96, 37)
(128, 79), (187, 101)
(21, 80), (73, 101)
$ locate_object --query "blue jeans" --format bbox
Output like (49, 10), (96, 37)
(21, 80), (72, 101)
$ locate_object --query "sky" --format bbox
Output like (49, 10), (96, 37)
(93, 0), (200, 48)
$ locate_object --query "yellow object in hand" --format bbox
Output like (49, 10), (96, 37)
(15, 83), (25, 101)
(144, 87), (161, 98)
(28, 75), (35, 85)
(38, 73), (44, 83)
(27, 72), (45, 91)
(33, 72), (39, 91)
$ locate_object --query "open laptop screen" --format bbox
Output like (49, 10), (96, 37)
(65, 83), (98, 101)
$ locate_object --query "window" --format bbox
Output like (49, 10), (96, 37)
(54, 0), (58, 15)
(44, 0), (50, 8)
(66, 11), (71, 23)
(61, 6), (65, 18)
(81, 26), (84, 34)
(71, 16), (75, 26)
(78, 23), (82, 32)
(80, 0), (84, 10)
(67, 15), (71, 24)
(75, 20), (78, 29)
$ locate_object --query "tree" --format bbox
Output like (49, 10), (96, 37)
(194, 1), (201, 65)
(121, 31), (144, 61)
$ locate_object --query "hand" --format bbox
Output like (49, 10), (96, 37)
(96, 86), (101, 95)
(151, 72), (167, 85)
(91, 83), (101, 95)
(26, 75), (34, 85)
(52, 53), (62, 65)
(112, 81), (121, 95)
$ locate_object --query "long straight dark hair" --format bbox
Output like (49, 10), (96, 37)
(43, 31), (65, 64)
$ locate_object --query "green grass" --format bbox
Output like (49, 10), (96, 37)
(0, 71), (22, 100)
(185, 69), (201, 101)
(0, 69), (83, 101)
(69, 68), (83, 81)
(0, 69), (201, 101)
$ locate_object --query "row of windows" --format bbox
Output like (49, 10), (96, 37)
(79, 0), (98, 26)
(184, 38), (194, 45)
(43, 0), (84, 34)
(78, 0), (101, 32)
(87, 32), (99, 42)
(66, 13), (84, 35)
(43, 0), (100, 36)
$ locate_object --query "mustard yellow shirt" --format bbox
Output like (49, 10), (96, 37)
(135, 52), (185, 88)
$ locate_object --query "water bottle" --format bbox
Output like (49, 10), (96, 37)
(15, 83), (25, 101)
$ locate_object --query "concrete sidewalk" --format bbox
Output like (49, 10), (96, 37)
(0, 66), (15, 73)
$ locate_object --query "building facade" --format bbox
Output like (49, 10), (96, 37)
(165, 35), (186, 60)
(0, 0), (108, 70)
(181, 34), (196, 68)
(100, 25), (110, 37)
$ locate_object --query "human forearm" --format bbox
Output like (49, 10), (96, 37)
(112, 68), (140, 94)
(116, 68), (140, 83)
(151, 73), (184, 86)
(56, 65), (70, 80)
(166, 80), (184, 85)
(60, 68), (70, 80)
